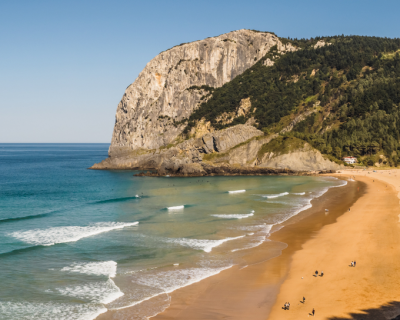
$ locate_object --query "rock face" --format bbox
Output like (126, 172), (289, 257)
(92, 30), (341, 174)
(91, 124), (263, 170)
(314, 40), (331, 49)
(109, 29), (296, 156)
(259, 144), (342, 171)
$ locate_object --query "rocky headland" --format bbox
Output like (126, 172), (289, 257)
(91, 29), (343, 175)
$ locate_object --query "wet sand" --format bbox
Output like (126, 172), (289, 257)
(268, 173), (400, 320)
(97, 177), (362, 320)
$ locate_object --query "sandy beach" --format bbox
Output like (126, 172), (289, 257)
(268, 170), (400, 320)
(97, 170), (400, 320)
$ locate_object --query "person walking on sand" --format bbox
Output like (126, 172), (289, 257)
(312, 308), (315, 316)
(354, 260), (356, 267)
(315, 270), (318, 276)
(351, 261), (354, 267)
(288, 302), (290, 310)
(321, 270), (324, 277)
(303, 296), (306, 304)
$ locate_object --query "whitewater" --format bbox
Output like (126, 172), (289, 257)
(0, 144), (347, 320)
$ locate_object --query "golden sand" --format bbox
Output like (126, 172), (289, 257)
(269, 171), (400, 320)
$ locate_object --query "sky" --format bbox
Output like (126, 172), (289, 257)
(1, 0), (399, 143)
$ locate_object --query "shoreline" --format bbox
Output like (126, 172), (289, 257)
(90, 160), (337, 177)
(268, 171), (400, 320)
(96, 176), (359, 320)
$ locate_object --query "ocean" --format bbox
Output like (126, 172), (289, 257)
(0, 144), (346, 320)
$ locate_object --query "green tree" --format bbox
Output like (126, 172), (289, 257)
(334, 147), (342, 159)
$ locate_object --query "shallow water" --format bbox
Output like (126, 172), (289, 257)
(0, 144), (346, 319)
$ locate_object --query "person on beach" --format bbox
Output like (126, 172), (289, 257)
(312, 308), (315, 316)
(321, 271), (324, 277)
(303, 296), (306, 303)
(315, 270), (318, 276)
(288, 302), (290, 310)
(284, 302), (287, 310)
(354, 260), (356, 267)
(351, 261), (354, 267)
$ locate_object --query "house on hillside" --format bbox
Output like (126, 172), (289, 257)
(342, 156), (357, 164)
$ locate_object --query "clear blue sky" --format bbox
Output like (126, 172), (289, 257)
(1, 0), (399, 143)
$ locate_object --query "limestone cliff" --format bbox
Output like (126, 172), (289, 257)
(109, 29), (296, 156)
(92, 30), (342, 174)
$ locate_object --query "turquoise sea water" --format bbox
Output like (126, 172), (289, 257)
(0, 144), (346, 320)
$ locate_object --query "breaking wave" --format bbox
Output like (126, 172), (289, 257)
(52, 279), (123, 305)
(262, 192), (289, 199)
(113, 265), (233, 310)
(9, 222), (139, 246)
(165, 235), (245, 252)
(0, 301), (106, 320)
(61, 261), (118, 278)
(228, 190), (246, 194)
(167, 205), (185, 210)
(211, 211), (254, 219)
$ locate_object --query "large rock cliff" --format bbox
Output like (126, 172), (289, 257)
(109, 29), (296, 156)
(92, 29), (341, 174)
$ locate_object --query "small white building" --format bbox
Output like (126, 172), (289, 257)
(342, 156), (357, 164)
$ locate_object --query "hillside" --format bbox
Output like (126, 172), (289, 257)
(92, 31), (400, 174)
(182, 35), (400, 167)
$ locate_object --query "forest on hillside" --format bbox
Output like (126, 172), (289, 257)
(181, 35), (400, 165)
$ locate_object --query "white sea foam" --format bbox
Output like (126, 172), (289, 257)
(236, 225), (269, 232)
(111, 265), (233, 311)
(268, 180), (348, 226)
(167, 205), (184, 210)
(54, 279), (123, 305)
(228, 190), (246, 194)
(0, 301), (107, 320)
(9, 222), (138, 246)
(293, 192), (306, 195)
(166, 235), (245, 252)
(61, 261), (117, 278)
(211, 213), (254, 219)
(262, 192), (289, 199)
(135, 266), (232, 293)
(232, 224), (273, 252)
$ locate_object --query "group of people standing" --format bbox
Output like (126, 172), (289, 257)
(315, 270), (324, 276)
(351, 260), (357, 267)
(283, 302), (290, 310)
(283, 298), (315, 316)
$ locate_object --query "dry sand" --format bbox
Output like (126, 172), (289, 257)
(269, 170), (400, 320)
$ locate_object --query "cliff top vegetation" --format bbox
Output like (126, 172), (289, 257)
(181, 35), (400, 165)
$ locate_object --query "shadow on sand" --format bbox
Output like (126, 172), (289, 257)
(328, 301), (400, 320)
